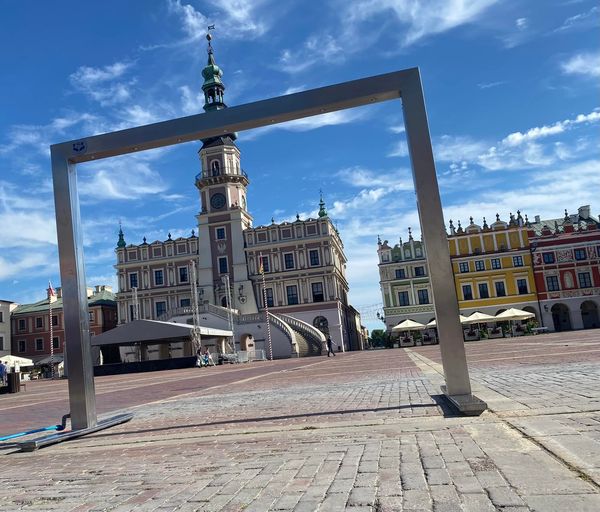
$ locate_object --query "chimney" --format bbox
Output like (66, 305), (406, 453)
(56, 287), (63, 299)
(534, 215), (540, 223)
(86, 287), (94, 298)
(578, 205), (590, 219)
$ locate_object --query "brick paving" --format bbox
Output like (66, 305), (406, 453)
(1, 331), (600, 511)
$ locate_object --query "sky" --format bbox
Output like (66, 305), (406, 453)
(0, 0), (598, 333)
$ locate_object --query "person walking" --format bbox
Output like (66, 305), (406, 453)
(0, 360), (6, 386)
(326, 336), (336, 357)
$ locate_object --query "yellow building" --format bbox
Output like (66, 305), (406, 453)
(448, 212), (540, 321)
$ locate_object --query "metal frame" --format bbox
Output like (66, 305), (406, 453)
(52, 67), (485, 430)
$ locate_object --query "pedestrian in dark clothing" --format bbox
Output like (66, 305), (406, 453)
(326, 336), (336, 357)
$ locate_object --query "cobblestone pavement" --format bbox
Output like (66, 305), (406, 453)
(1, 331), (600, 511)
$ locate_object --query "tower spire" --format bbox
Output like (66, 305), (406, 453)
(116, 223), (126, 248)
(318, 190), (328, 218)
(202, 26), (226, 112)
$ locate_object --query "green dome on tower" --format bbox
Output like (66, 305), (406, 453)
(201, 32), (226, 112)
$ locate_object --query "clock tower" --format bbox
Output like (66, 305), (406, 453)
(194, 31), (258, 313)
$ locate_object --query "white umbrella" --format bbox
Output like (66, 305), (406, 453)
(494, 308), (535, 321)
(427, 315), (469, 328)
(0, 355), (34, 367)
(463, 311), (495, 324)
(392, 319), (426, 332)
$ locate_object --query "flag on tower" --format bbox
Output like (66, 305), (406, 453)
(48, 281), (56, 297)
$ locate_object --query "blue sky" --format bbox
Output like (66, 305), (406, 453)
(0, 0), (598, 332)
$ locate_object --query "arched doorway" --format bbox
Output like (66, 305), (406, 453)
(581, 301), (599, 329)
(239, 333), (254, 351)
(522, 306), (538, 323)
(221, 296), (228, 308)
(313, 316), (329, 335)
(551, 303), (571, 332)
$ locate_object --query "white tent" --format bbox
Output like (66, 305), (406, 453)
(391, 319), (426, 332)
(427, 315), (469, 328)
(0, 355), (34, 367)
(495, 308), (535, 321)
(464, 311), (495, 324)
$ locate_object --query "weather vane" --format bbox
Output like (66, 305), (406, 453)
(206, 24), (215, 49)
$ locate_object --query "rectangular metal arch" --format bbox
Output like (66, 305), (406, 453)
(52, 67), (485, 430)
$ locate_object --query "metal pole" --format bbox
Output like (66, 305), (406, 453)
(222, 274), (235, 353)
(51, 149), (97, 430)
(259, 254), (273, 360)
(401, 70), (485, 413)
(49, 294), (54, 380)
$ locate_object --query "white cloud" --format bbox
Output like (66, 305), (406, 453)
(477, 81), (506, 89)
(389, 125), (405, 134)
(388, 140), (409, 157)
(515, 17), (528, 30)
(167, 0), (269, 42)
(70, 62), (135, 106)
(553, 6), (599, 33)
(344, 0), (499, 47)
(279, 34), (344, 74)
(433, 109), (600, 171)
(561, 51), (600, 78)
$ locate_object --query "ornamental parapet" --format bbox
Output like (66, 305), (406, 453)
(546, 287), (600, 299)
(385, 304), (435, 315)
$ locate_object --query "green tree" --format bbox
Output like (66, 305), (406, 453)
(369, 329), (387, 348)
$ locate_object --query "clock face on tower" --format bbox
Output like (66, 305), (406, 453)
(210, 193), (226, 210)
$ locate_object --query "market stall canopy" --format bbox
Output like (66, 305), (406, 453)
(35, 354), (65, 365)
(464, 311), (495, 324)
(392, 319), (426, 332)
(0, 355), (34, 366)
(495, 308), (535, 321)
(91, 319), (233, 347)
(426, 315), (470, 328)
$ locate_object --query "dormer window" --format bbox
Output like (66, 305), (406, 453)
(211, 160), (220, 176)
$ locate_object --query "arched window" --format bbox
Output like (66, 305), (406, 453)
(211, 160), (220, 176)
(313, 316), (329, 335)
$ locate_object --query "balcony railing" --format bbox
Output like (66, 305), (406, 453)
(195, 168), (249, 182)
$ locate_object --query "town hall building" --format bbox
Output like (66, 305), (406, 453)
(114, 33), (363, 358)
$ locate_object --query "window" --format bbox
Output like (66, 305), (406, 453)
(176, 244), (187, 254)
(218, 257), (228, 274)
(129, 273), (138, 289)
(0, 311), (3, 322)
(574, 248), (586, 261)
(36, 317), (43, 328)
(513, 256), (524, 267)
(152, 247), (162, 257)
(459, 262), (469, 273)
(179, 266), (189, 283)
(398, 291), (410, 306)
(494, 282), (506, 297)
(462, 285), (473, 300)
(414, 266), (425, 277)
(260, 256), (270, 273)
(215, 227), (226, 240)
(542, 252), (555, 264)
(491, 258), (501, 270)
(211, 160), (220, 176)
(286, 285), (299, 305)
(474, 260), (485, 271)
(0, 335), (3, 350)
(18, 319), (26, 331)
(478, 283), (489, 299)
(52, 337), (59, 349)
(89, 311), (94, 323)
(311, 282), (324, 302)
(18, 340), (26, 352)
(395, 269), (405, 279)
(35, 338), (44, 351)
(381, 253), (389, 262)
(578, 272), (592, 288)
(546, 275), (560, 291)
(265, 288), (274, 307)
(284, 253), (295, 270)
(154, 269), (164, 286)
(52, 315), (58, 327)
(309, 250), (320, 266)
(129, 304), (136, 321)
(417, 289), (429, 305)
(180, 298), (191, 308)
(517, 279), (528, 294)
(155, 301), (167, 317)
